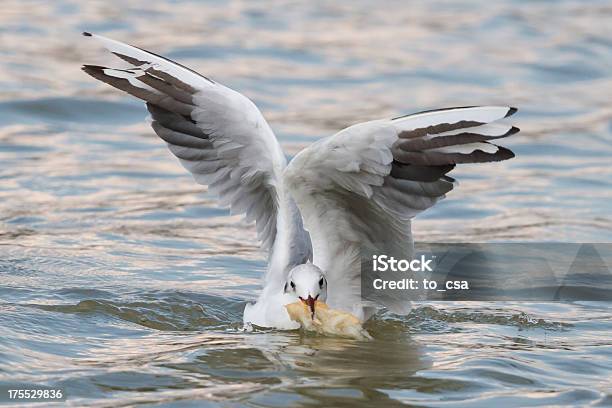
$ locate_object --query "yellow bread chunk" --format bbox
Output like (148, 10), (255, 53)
(285, 300), (372, 340)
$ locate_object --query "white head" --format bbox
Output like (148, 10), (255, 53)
(284, 263), (327, 316)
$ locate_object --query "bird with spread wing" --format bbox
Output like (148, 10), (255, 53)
(82, 33), (518, 330)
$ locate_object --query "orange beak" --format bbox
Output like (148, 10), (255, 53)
(300, 295), (316, 318)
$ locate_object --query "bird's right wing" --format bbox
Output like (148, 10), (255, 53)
(81, 33), (291, 255)
(284, 106), (518, 317)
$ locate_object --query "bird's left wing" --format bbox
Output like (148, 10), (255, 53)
(284, 106), (518, 317)
(81, 33), (292, 256)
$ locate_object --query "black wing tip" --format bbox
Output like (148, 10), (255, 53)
(81, 64), (106, 73)
(508, 126), (520, 136)
(82, 64), (138, 76)
(82, 31), (92, 37)
(493, 145), (515, 161)
(505, 107), (518, 118)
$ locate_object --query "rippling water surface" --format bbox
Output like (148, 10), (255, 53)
(1, 1), (612, 406)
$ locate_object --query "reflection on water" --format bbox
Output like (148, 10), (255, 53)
(1, 0), (611, 406)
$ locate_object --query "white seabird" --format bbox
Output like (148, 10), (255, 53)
(82, 33), (519, 330)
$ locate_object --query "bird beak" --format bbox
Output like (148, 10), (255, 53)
(301, 295), (316, 318)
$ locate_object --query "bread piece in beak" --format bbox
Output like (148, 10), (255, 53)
(300, 295), (316, 317)
(285, 300), (372, 340)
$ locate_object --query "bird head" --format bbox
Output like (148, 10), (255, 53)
(284, 263), (327, 317)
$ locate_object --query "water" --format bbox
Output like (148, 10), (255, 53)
(1, 0), (612, 406)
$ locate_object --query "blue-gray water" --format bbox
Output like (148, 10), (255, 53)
(1, 1), (612, 406)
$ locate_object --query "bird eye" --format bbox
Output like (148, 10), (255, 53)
(290, 281), (295, 289)
(319, 277), (324, 287)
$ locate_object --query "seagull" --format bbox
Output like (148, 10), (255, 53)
(82, 33), (519, 330)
